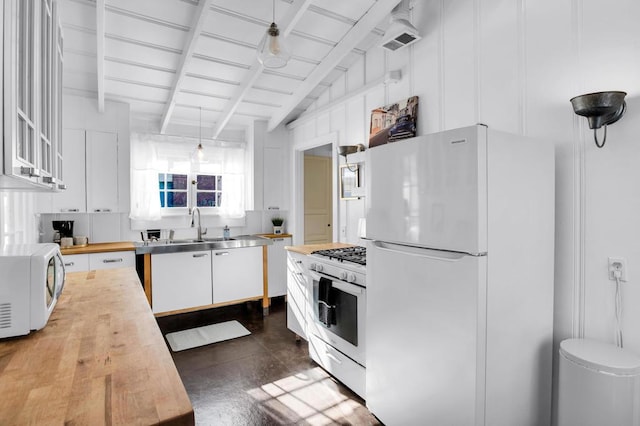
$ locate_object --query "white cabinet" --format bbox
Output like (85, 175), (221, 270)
(86, 131), (119, 212)
(52, 128), (85, 212)
(1, 0), (63, 190)
(286, 250), (309, 339)
(263, 147), (286, 210)
(62, 251), (134, 272)
(151, 250), (212, 314)
(89, 251), (134, 270)
(268, 237), (291, 297)
(62, 253), (89, 273)
(47, 129), (122, 213)
(212, 246), (263, 304)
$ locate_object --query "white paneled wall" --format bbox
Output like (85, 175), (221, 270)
(288, 0), (640, 421)
(0, 192), (39, 248)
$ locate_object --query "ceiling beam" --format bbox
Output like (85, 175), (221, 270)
(96, 0), (105, 112)
(159, 0), (215, 134)
(211, 0), (313, 139)
(268, 0), (401, 131)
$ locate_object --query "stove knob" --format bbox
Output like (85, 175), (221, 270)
(316, 264), (324, 272)
(309, 263), (316, 271)
(348, 273), (357, 283)
(340, 271), (348, 281)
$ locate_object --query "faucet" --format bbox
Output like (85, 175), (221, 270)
(190, 207), (207, 241)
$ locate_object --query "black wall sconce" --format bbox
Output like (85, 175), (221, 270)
(570, 91), (627, 148)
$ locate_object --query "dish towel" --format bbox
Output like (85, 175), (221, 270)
(318, 277), (336, 327)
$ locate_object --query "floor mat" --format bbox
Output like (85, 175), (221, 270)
(165, 320), (251, 352)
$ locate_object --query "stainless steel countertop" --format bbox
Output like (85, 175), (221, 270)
(134, 234), (272, 255)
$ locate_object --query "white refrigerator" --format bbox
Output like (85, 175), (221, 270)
(365, 125), (555, 426)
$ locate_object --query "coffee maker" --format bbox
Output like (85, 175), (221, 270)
(52, 220), (74, 244)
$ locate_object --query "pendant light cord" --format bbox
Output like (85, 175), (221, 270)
(272, 0), (275, 23)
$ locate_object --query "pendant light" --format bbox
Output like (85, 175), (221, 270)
(196, 106), (204, 161)
(257, 0), (290, 69)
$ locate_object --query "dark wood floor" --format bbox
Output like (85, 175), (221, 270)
(156, 298), (381, 425)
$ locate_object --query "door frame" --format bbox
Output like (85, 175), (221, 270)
(291, 132), (339, 246)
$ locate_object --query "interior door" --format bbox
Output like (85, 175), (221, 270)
(304, 155), (332, 244)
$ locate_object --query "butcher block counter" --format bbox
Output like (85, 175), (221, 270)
(285, 242), (355, 256)
(60, 241), (135, 255)
(0, 267), (194, 426)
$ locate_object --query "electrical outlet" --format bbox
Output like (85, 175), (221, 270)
(608, 257), (627, 282)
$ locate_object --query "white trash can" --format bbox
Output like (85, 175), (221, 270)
(558, 338), (640, 426)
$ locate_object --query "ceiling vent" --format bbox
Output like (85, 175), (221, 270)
(380, 0), (421, 51)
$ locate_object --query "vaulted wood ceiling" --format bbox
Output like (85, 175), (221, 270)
(61, 0), (401, 135)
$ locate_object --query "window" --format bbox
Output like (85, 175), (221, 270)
(195, 174), (223, 208)
(130, 133), (247, 221)
(158, 173), (224, 211)
(158, 173), (188, 208)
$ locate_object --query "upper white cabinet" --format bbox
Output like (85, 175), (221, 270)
(51, 128), (84, 212)
(86, 131), (119, 213)
(47, 129), (125, 213)
(1, 0), (63, 190)
(263, 147), (286, 210)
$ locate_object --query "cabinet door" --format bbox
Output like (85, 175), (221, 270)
(62, 253), (89, 273)
(212, 246), (262, 304)
(52, 129), (85, 212)
(267, 237), (291, 297)
(263, 147), (284, 210)
(4, 0), (39, 180)
(151, 251), (212, 314)
(86, 130), (118, 213)
(286, 251), (308, 339)
(89, 251), (135, 270)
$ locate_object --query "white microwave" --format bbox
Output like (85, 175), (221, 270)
(0, 243), (66, 338)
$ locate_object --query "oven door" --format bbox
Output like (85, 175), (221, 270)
(308, 270), (366, 366)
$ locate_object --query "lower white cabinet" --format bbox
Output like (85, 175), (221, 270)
(267, 237), (291, 297)
(62, 254), (89, 273)
(212, 246), (262, 304)
(62, 251), (134, 273)
(286, 250), (309, 339)
(151, 250), (213, 314)
(89, 251), (135, 270)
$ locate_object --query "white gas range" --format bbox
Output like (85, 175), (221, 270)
(306, 246), (367, 399)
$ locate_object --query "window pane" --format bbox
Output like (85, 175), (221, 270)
(197, 174), (216, 190)
(217, 176), (222, 191)
(217, 192), (222, 207)
(167, 191), (187, 207)
(197, 192), (216, 207)
(159, 192), (165, 208)
(158, 173), (165, 190)
(168, 174), (188, 190)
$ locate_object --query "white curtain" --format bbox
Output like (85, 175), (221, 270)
(129, 134), (162, 221)
(129, 133), (246, 220)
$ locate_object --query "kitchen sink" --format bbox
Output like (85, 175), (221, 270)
(169, 237), (235, 244)
(134, 235), (269, 255)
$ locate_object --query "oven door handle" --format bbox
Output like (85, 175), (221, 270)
(309, 271), (363, 295)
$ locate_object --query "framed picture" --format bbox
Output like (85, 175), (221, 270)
(369, 95), (419, 148)
(340, 165), (359, 200)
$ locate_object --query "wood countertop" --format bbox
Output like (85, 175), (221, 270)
(0, 268), (194, 425)
(258, 233), (293, 239)
(284, 242), (355, 256)
(60, 241), (136, 255)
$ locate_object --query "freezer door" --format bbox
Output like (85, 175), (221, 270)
(366, 240), (488, 426)
(366, 125), (487, 254)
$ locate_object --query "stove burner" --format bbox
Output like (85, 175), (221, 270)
(312, 246), (366, 266)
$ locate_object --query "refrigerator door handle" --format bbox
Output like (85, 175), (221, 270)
(372, 240), (483, 261)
